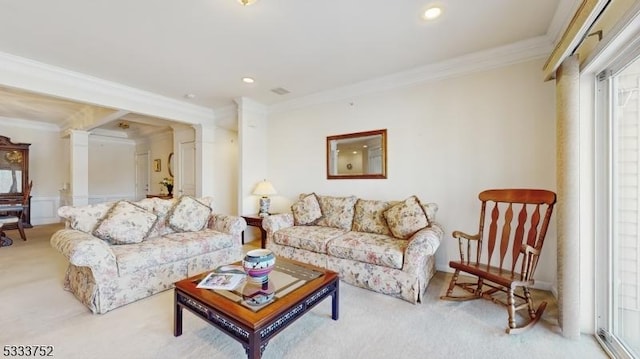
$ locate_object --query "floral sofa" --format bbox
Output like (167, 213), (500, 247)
(51, 196), (246, 314)
(263, 193), (443, 304)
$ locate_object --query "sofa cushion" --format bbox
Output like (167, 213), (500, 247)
(273, 226), (347, 254)
(58, 202), (115, 234)
(352, 199), (395, 235)
(110, 236), (188, 274)
(162, 229), (235, 257)
(167, 196), (212, 232)
(327, 231), (407, 270)
(383, 196), (429, 239)
(291, 193), (323, 225)
(93, 201), (158, 245)
(316, 195), (358, 230)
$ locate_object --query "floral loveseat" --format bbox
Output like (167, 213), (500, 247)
(51, 196), (246, 314)
(263, 193), (443, 304)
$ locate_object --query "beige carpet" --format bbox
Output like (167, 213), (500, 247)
(0, 224), (608, 359)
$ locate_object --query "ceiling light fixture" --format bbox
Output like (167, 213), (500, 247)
(242, 77), (255, 84)
(237, 0), (258, 6)
(423, 6), (442, 20)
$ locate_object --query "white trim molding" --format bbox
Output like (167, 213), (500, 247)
(0, 51), (215, 125)
(269, 36), (554, 113)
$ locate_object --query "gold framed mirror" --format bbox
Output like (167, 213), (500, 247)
(167, 152), (174, 177)
(326, 129), (387, 179)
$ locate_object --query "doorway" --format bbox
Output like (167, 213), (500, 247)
(596, 52), (640, 359)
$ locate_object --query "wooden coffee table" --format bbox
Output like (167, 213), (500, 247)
(174, 257), (339, 359)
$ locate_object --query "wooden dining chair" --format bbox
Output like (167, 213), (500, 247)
(0, 180), (33, 245)
(440, 189), (556, 334)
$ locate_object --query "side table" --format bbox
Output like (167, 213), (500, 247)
(241, 214), (270, 249)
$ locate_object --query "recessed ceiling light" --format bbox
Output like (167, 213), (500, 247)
(423, 6), (442, 20)
(242, 77), (255, 84)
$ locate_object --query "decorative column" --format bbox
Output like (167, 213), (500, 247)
(194, 123), (216, 198)
(235, 97), (268, 217)
(67, 129), (90, 206)
(556, 54), (581, 339)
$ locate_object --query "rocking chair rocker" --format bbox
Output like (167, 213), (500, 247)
(440, 189), (556, 334)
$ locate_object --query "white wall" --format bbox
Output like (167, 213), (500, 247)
(210, 127), (239, 215)
(266, 58), (558, 286)
(88, 136), (136, 202)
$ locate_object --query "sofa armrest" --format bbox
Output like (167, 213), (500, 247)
(262, 213), (294, 235)
(262, 213), (294, 247)
(208, 214), (247, 235)
(50, 229), (117, 274)
(403, 222), (444, 273)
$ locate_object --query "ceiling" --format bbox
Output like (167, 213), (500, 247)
(0, 0), (575, 136)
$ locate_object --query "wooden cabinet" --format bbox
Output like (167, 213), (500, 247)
(0, 136), (31, 228)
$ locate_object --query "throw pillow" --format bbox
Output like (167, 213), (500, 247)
(383, 196), (429, 239)
(351, 199), (395, 235)
(291, 193), (323, 225)
(93, 201), (158, 245)
(422, 202), (438, 223)
(316, 195), (358, 230)
(167, 196), (212, 232)
(58, 202), (115, 234)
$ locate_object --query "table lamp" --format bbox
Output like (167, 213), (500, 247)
(253, 180), (277, 217)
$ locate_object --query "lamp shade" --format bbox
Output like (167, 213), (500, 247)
(252, 180), (277, 197)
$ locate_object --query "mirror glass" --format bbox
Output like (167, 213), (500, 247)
(0, 150), (24, 193)
(327, 129), (387, 179)
(168, 152), (174, 177)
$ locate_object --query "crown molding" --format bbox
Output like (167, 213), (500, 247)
(0, 117), (60, 132)
(269, 36), (554, 114)
(0, 51), (215, 125)
(89, 130), (137, 145)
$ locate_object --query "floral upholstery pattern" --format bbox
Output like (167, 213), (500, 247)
(326, 231), (406, 269)
(383, 196), (429, 239)
(51, 197), (246, 314)
(162, 229), (235, 257)
(262, 213), (294, 235)
(92, 201), (158, 245)
(263, 194), (442, 304)
(351, 199), (395, 235)
(272, 226), (347, 253)
(58, 202), (115, 233)
(316, 195), (358, 230)
(167, 196), (212, 232)
(291, 193), (323, 225)
(423, 202), (438, 223)
(146, 197), (177, 237)
(209, 213), (247, 235)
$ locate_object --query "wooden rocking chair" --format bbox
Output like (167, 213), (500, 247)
(440, 189), (556, 334)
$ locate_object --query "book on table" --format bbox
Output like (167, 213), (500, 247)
(197, 272), (245, 290)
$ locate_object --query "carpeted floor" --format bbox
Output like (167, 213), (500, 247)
(0, 223), (608, 359)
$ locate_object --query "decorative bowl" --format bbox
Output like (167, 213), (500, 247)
(242, 249), (276, 282)
(242, 279), (275, 306)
